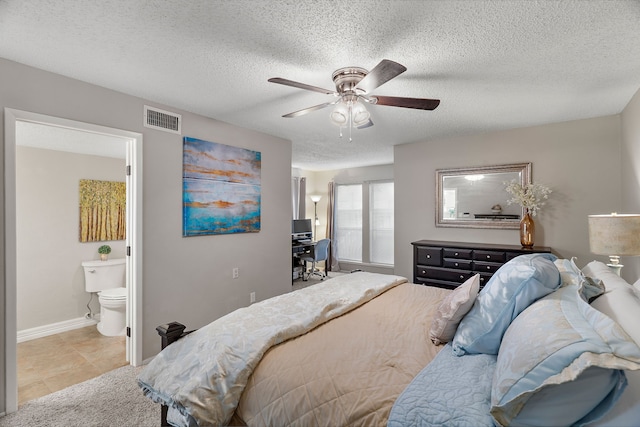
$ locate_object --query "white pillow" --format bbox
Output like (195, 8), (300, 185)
(584, 261), (640, 349)
(582, 260), (631, 291)
(580, 261), (640, 426)
(429, 274), (480, 345)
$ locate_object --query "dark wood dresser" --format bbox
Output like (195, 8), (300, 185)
(412, 240), (554, 290)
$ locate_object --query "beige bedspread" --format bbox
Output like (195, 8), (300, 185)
(139, 272), (412, 426)
(235, 282), (451, 427)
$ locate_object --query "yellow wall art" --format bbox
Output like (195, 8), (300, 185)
(79, 179), (126, 242)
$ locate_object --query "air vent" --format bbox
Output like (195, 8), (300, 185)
(143, 105), (182, 134)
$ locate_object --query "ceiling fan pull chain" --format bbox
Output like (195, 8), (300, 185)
(349, 104), (353, 142)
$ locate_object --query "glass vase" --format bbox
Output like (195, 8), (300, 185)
(520, 210), (535, 248)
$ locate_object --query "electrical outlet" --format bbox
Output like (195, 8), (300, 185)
(233, 267), (239, 279)
(250, 292), (256, 304)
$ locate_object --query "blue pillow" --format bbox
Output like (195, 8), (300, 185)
(452, 253), (560, 356)
(491, 284), (640, 427)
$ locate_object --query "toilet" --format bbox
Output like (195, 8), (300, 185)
(82, 258), (127, 336)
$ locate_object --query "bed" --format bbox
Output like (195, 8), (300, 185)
(138, 254), (640, 427)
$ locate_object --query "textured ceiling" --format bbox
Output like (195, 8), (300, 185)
(1, 0), (640, 171)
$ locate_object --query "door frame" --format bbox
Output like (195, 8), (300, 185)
(3, 108), (143, 414)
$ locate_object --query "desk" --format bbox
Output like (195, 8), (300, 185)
(292, 241), (315, 280)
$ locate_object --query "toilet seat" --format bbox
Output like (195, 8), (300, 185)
(99, 287), (127, 300)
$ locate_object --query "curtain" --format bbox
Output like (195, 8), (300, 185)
(326, 181), (339, 272)
(292, 177), (300, 219)
(291, 177), (306, 219)
(299, 177), (306, 219)
(79, 179), (126, 242)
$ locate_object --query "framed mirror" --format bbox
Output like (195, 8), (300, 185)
(436, 163), (531, 229)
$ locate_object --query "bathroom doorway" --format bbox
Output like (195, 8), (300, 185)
(4, 109), (143, 413)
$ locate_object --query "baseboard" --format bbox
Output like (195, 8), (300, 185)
(17, 316), (98, 343)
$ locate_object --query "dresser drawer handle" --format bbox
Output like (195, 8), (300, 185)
(487, 266), (491, 270)
(486, 255), (491, 259)
(422, 270), (426, 274)
(460, 275), (464, 279)
(454, 252), (459, 256)
(426, 255), (431, 259)
(454, 262), (459, 267)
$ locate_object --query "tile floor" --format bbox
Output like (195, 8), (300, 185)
(17, 325), (126, 406)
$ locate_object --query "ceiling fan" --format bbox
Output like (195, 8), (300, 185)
(268, 59), (440, 139)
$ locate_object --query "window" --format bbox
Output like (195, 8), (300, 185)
(370, 182), (394, 265)
(335, 184), (362, 262)
(442, 188), (457, 219)
(335, 181), (394, 266)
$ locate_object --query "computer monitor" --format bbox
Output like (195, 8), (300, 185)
(292, 218), (312, 234)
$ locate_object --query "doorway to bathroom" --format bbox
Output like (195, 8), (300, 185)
(4, 109), (143, 412)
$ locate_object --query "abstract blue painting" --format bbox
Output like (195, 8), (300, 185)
(183, 137), (261, 236)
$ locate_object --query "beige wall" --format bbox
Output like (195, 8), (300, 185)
(16, 146), (126, 330)
(621, 87), (640, 281)
(394, 115), (623, 281)
(1, 58), (292, 412)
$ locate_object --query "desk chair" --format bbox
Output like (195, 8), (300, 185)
(301, 238), (330, 281)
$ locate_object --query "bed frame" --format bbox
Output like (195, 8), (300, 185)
(156, 322), (193, 427)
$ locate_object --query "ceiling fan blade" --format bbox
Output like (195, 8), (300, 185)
(355, 59), (407, 94)
(282, 101), (338, 118)
(268, 77), (336, 95)
(356, 119), (374, 129)
(372, 95), (440, 110)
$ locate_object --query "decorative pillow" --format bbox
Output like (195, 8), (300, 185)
(451, 253), (560, 356)
(429, 274), (480, 345)
(491, 284), (640, 427)
(554, 257), (605, 301)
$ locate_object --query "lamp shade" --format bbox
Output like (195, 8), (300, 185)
(330, 103), (349, 126)
(588, 214), (640, 256)
(309, 194), (322, 203)
(351, 101), (370, 126)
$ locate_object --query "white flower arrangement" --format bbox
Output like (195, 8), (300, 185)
(504, 180), (552, 217)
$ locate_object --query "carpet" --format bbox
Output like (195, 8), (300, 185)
(292, 270), (344, 291)
(0, 365), (158, 427)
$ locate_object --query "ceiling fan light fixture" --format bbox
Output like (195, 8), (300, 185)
(330, 99), (370, 128)
(351, 101), (370, 126)
(330, 102), (349, 126)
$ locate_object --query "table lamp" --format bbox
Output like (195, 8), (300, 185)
(588, 213), (640, 276)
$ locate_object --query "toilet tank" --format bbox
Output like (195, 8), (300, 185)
(82, 258), (126, 292)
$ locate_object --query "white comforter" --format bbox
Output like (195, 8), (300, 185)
(138, 272), (407, 426)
